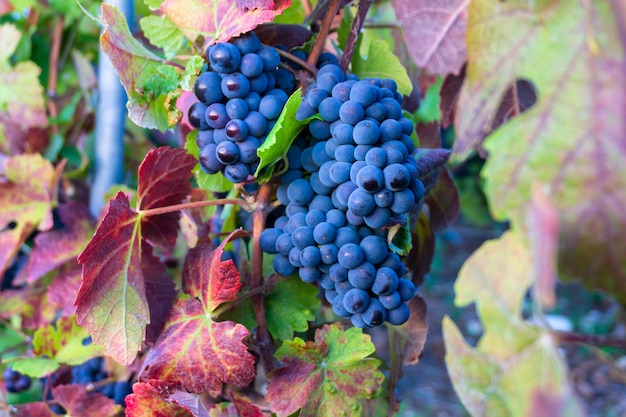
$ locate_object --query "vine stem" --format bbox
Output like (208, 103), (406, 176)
(554, 331), (626, 350)
(138, 198), (252, 218)
(251, 182), (276, 374)
(306, 0), (342, 68)
(275, 48), (318, 76)
(339, 0), (372, 71)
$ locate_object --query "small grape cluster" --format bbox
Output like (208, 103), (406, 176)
(2, 367), (31, 393)
(70, 357), (132, 406)
(189, 32), (296, 183)
(260, 64), (422, 327)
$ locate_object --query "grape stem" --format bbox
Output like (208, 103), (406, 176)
(251, 182), (277, 374)
(554, 331), (626, 350)
(276, 48), (318, 76)
(306, 0), (343, 69)
(138, 198), (252, 217)
(339, 0), (372, 71)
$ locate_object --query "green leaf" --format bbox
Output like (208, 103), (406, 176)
(388, 221), (412, 256)
(455, 0), (626, 302)
(255, 88), (315, 181)
(414, 76), (443, 124)
(351, 39), (412, 96)
(267, 323), (384, 417)
(443, 232), (585, 417)
(0, 323), (24, 353)
(99, 4), (177, 131)
(140, 15), (185, 60)
(266, 278), (319, 341)
(184, 130), (232, 192)
(336, 5), (352, 52)
(6, 357), (60, 378)
(180, 55), (205, 91)
(32, 316), (102, 366)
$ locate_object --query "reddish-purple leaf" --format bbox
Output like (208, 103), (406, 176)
(52, 384), (120, 417)
(254, 24), (313, 50)
(179, 188), (212, 248)
(415, 121), (441, 149)
(235, 0), (274, 10)
(0, 281), (56, 329)
(15, 202), (94, 284)
(143, 247), (176, 345)
(439, 65), (465, 128)
(137, 147), (197, 250)
(527, 185), (559, 309)
(159, 0), (292, 48)
(230, 391), (265, 417)
(391, 0), (468, 76)
(424, 167), (460, 233)
(0, 154), (60, 276)
(125, 382), (194, 417)
(183, 229), (247, 312)
(48, 262), (82, 317)
(391, 296), (429, 366)
(267, 324), (383, 417)
(139, 296), (256, 396)
(76, 193), (148, 364)
(415, 148), (451, 193)
(15, 403), (55, 417)
(407, 211), (435, 287)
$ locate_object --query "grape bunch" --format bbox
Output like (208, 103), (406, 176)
(260, 63), (423, 327)
(70, 357), (132, 406)
(189, 31), (296, 183)
(2, 367), (31, 393)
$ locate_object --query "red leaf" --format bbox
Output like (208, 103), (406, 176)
(137, 147), (197, 250)
(125, 382), (194, 417)
(15, 201), (94, 285)
(0, 281), (56, 329)
(415, 121), (441, 149)
(52, 384), (120, 417)
(254, 24), (313, 50)
(391, 0), (468, 75)
(139, 296), (256, 396)
(183, 229), (247, 312)
(76, 193), (150, 365)
(407, 211), (435, 287)
(230, 391), (264, 417)
(415, 148), (451, 193)
(424, 167), (460, 232)
(159, 0), (292, 48)
(393, 296), (429, 366)
(143, 247), (176, 345)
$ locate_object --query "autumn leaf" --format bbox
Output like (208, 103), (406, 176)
(14, 403), (55, 417)
(52, 384), (121, 417)
(32, 316), (101, 367)
(159, 0), (292, 48)
(138, 296), (256, 396)
(0, 280), (56, 330)
(455, 0), (626, 302)
(125, 381), (200, 417)
(47, 262), (83, 317)
(0, 154), (60, 276)
(76, 147), (195, 364)
(390, 296), (429, 366)
(267, 323), (384, 417)
(182, 229), (247, 312)
(15, 202), (94, 285)
(443, 232), (585, 417)
(391, 0), (468, 76)
(424, 167), (460, 233)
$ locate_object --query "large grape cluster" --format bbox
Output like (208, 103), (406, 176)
(189, 32), (296, 183)
(260, 63), (422, 327)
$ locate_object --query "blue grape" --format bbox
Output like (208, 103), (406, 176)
(319, 273), (335, 290)
(320, 244), (338, 265)
(348, 188), (376, 216)
(310, 172), (333, 195)
(244, 91), (261, 111)
(286, 202), (307, 217)
(339, 100), (365, 125)
(243, 111), (268, 137)
(336, 181), (358, 208)
(188, 102), (209, 130)
(343, 288), (370, 314)
(346, 209), (365, 226)
(260, 228), (281, 254)
(199, 144), (224, 174)
(215, 141), (239, 164)
(208, 42), (241, 73)
(300, 246), (322, 267)
(299, 266), (321, 283)
(329, 161), (351, 184)
(364, 207), (391, 228)
(387, 302), (410, 325)
(317, 72), (339, 94)
(313, 222), (337, 245)
(287, 212), (307, 232)
(287, 178), (314, 205)
(381, 97), (402, 120)
(196, 130), (214, 147)
(397, 278), (417, 301)
(332, 80), (356, 102)
(350, 160), (367, 183)
(335, 144), (356, 162)
(240, 53), (264, 77)
(326, 209), (346, 228)
(224, 162), (249, 182)
(374, 188), (393, 208)
(232, 32), (262, 54)
(288, 247), (303, 267)
(292, 225), (315, 249)
(379, 119), (402, 142)
(249, 73), (269, 94)
(226, 98), (249, 119)
(225, 119), (248, 142)
(307, 87), (328, 109)
(379, 291), (402, 310)
(365, 102), (387, 122)
(274, 254), (296, 276)
(359, 235), (388, 265)
(279, 169), (302, 185)
(362, 298), (387, 327)
(259, 95), (284, 120)
(194, 71), (223, 104)
(206, 103), (229, 129)
(329, 263), (348, 282)
(274, 68), (296, 92)
(332, 123), (354, 144)
(334, 227), (360, 248)
(354, 145), (373, 161)
(306, 209), (326, 228)
(372, 267), (399, 295)
(309, 120), (331, 140)
(332, 294), (351, 317)
(337, 243), (365, 269)
(391, 189), (416, 214)
(311, 142), (331, 167)
(258, 45), (280, 71)
(356, 165), (384, 193)
(349, 80), (378, 107)
(309, 195), (334, 212)
(350, 313), (367, 328)
(347, 262), (376, 289)
(353, 119), (380, 145)
(275, 233), (294, 256)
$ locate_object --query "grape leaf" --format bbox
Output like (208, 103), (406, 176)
(0, 24), (48, 131)
(0, 276), (56, 330)
(140, 15), (185, 60)
(424, 167), (460, 233)
(13, 403), (55, 417)
(125, 381), (197, 417)
(138, 296), (256, 396)
(185, 130), (233, 193)
(391, 0), (467, 76)
(236, 0), (274, 10)
(443, 234), (585, 417)
(159, 0), (292, 48)
(413, 76), (443, 124)
(32, 316), (101, 366)
(182, 230), (247, 312)
(388, 221), (412, 256)
(47, 262), (83, 317)
(267, 323), (384, 417)
(15, 202), (94, 284)
(254, 23), (313, 50)
(389, 296), (429, 366)
(414, 148), (451, 192)
(0, 154), (59, 276)
(76, 147), (194, 364)
(456, 0), (626, 302)
(7, 357), (60, 378)
(352, 40), (412, 96)
(255, 88), (315, 181)
(407, 211), (435, 287)
(439, 66), (465, 128)
(52, 384), (121, 417)
(100, 3), (177, 131)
